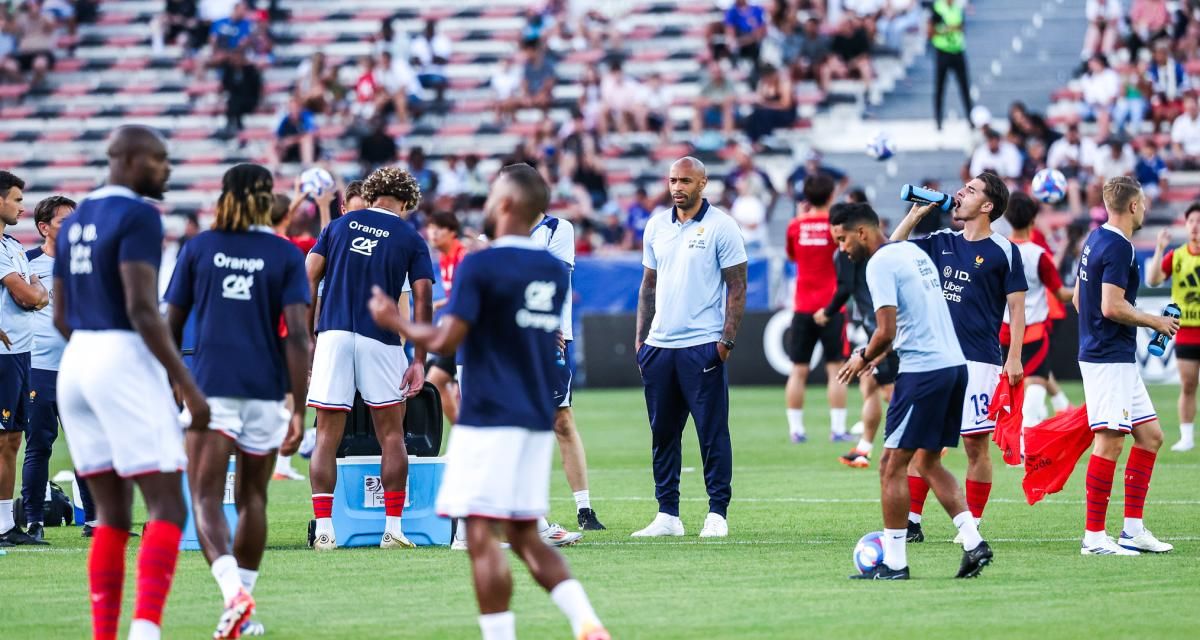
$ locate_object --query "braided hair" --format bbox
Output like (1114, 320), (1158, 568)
(213, 163), (275, 232)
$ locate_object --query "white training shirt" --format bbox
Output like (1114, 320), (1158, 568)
(530, 215), (576, 342)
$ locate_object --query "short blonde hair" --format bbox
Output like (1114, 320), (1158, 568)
(362, 167), (421, 210)
(1102, 176), (1143, 214)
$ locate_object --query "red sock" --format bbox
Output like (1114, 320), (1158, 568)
(384, 491), (406, 518)
(1085, 455), (1117, 533)
(88, 526), (130, 640)
(312, 493), (333, 519)
(965, 480), (992, 519)
(133, 520), (182, 627)
(1124, 447), (1157, 520)
(908, 475), (930, 516)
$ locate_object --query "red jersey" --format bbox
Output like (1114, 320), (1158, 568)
(289, 235), (318, 255)
(439, 238), (467, 294)
(785, 210), (837, 313)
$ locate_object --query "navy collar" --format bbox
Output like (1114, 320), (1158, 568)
(672, 199), (710, 224)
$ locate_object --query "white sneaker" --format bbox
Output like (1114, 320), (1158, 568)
(953, 518), (982, 545)
(850, 421), (865, 435)
(313, 532), (337, 551)
(380, 531), (416, 549)
(299, 429), (317, 459)
(1170, 440), (1194, 452)
(698, 513), (728, 538)
(272, 467), (305, 481)
(1081, 535), (1140, 556)
(631, 513), (685, 537)
(450, 539), (469, 551)
(540, 523), (583, 547)
(1119, 529), (1174, 553)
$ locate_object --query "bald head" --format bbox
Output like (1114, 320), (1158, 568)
(107, 125), (166, 161)
(671, 156), (706, 178)
(668, 156), (708, 213)
(107, 125), (170, 199)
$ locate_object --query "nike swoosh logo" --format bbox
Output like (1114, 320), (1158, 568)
(703, 366), (718, 373)
(942, 251), (953, 255)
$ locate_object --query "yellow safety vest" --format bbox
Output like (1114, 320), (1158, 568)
(932, 0), (965, 54)
(1171, 246), (1200, 327)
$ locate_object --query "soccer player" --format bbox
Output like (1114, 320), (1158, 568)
(889, 172), (1026, 542)
(425, 211), (465, 427)
(368, 163), (609, 640)
(833, 202), (992, 580)
(1074, 177), (1177, 555)
(55, 126), (210, 640)
(20, 195), (98, 542)
(1002, 193), (1074, 427)
(165, 164), (311, 638)
(784, 174), (850, 443)
(305, 166), (434, 550)
(1146, 201), (1200, 452)
(0, 170), (49, 547)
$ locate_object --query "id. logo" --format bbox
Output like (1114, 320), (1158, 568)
(222, 274), (254, 301)
(351, 237), (379, 256)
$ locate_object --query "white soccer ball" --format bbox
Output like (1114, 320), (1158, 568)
(1031, 168), (1068, 204)
(853, 531), (886, 573)
(299, 167), (335, 197)
(865, 133), (894, 161)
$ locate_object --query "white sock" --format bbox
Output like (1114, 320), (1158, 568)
(786, 409), (805, 436)
(908, 512), (922, 524)
(0, 499), (13, 533)
(128, 619), (162, 640)
(856, 438), (873, 454)
(830, 408), (848, 435)
(1083, 529), (1108, 546)
(211, 555), (243, 603)
(1123, 517), (1145, 536)
(573, 490), (591, 511)
(1050, 391), (1070, 412)
(274, 455), (293, 473)
(537, 516), (551, 533)
(1181, 423), (1195, 444)
(549, 579), (600, 638)
(315, 517), (334, 537)
(238, 568), (259, 594)
(455, 519), (468, 542)
(953, 511), (983, 551)
(477, 611), (516, 640)
(385, 515), (403, 536)
(1023, 384), (1048, 427)
(882, 528), (907, 570)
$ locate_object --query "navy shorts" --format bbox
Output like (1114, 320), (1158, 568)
(0, 352), (32, 432)
(884, 364), (968, 451)
(552, 342), (574, 409)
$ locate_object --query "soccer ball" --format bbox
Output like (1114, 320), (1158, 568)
(300, 167), (335, 197)
(1031, 168), (1067, 204)
(853, 531), (886, 574)
(865, 133), (894, 161)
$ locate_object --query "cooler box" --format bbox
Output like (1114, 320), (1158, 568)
(180, 456), (240, 551)
(330, 455), (450, 547)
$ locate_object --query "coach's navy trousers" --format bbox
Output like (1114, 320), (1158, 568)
(638, 343), (732, 518)
(22, 368), (95, 525)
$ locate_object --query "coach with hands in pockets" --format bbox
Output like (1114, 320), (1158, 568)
(633, 157), (748, 540)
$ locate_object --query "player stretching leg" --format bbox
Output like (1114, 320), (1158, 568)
(833, 203), (993, 580)
(1075, 178), (1176, 555)
(1146, 202), (1200, 452)
(55, 126), (210, 639)
(369, 163), (609, 640)
(305, 167), (435, 551)
(890, 173), (1026, 543)
(165, 164), (312, 638)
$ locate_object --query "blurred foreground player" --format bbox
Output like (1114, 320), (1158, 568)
(369, 163), (609, 640)
(56, 126), (210, 640)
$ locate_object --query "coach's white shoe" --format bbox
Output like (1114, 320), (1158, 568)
(699, 513), (728, 538)
(1081, 535), (1140, 556)
(1170, 439), (1194, 452)
(1119, 529), (1174, 553)
(313, 532), (337, 551)
(631, 513), (685, 537)
(541, 523), (583, 547)
(380, 531), (416, 549)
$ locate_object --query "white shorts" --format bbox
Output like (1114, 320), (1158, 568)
(202, 398), (289, 456)
(307, 330), (409, 410)
(961, 360), (1003, 436)
(1079, 361), (1157, 433)
(58, 331), (186, 478)
(435, 426), (554, 521)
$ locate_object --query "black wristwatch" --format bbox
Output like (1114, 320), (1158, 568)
(719, 338), (736, 351)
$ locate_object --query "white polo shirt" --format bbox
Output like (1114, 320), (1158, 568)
(642, 200), (748, 349)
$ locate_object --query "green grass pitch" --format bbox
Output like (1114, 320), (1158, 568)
(2, 384), (1198, 638)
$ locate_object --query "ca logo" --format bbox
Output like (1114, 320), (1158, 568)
(524, 281), (557, 312)
(351, 237), (378, 256)
(222, 274), (254, 301)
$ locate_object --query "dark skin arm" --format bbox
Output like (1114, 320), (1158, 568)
(404, 278), (433, 398)
(281, 303), (311, 454)
(837, 306), (897, 384)
(369, 286), (469, 355)
(635, 267), (657, 351)
(718, 262), (747, 361)
(305, 252), (326, 339)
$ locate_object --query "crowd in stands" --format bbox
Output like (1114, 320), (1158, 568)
(0, 0), (93, 87)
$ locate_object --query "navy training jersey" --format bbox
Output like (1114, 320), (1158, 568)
(447, 236), (569, 431)
(312, 208), (434, 346)
(911, 229), (1027, 365)
(1077, 224), (1139, 363)
(164, 228), (310, 400)
(55, 186), (163, 332)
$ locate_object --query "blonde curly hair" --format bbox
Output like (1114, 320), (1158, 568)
(362, 166), (421, 211)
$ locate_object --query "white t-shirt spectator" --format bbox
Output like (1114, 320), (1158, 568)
(1080, 68), (1120, 108)
(490, 63), (522, 100)
(199, 0), (238, 22)
(1047, 136), (1099, 173)
(1092, 145), (1135, 181)
(1086, 0), (1123, 21)
(380, 59), (422, 97)
(1172, 112), (1200, 157)
(969, 141), (1023, 179)
(601, 72), (644, 111)
(411, 33), (451, 77)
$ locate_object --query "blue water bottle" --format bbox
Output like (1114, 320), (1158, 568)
(1148, 303), (1182, 357)
(900, 184), (956, 212)
(556, 349), (567, 367)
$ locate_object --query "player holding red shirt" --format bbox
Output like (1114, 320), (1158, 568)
(784, 174), (849, 443)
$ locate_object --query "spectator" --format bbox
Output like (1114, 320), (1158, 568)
(572, 148), (608, 210)
(13, 1), (60, 87)
(1079, 54), (1121, 126)
(1127, 0), (1171, 59)
(152, 0), (207, 55)
(743, 63), (795, 144)
(600, 58), (648, 134)
(295, 51), (339, 115)
(577, 65), (604, 133)
(520, 5), (553, 47)
(597, 211), (624, 247)
(1147, 41), (1190, 132)
(725, 0), (768, 74)
(727, 144), (778, 215)
(1172, 94), (1200, 169)
(930, 0), (973, 131)
(793, 17), (832, 91)
(179, 212), (201, 250)
(692, 59), (736, 137)
(968, 128), (1023, 181)
(411, 19), (450, 104)
(377, 50), (420, 124)
(1081, 0), (1122, 61)
(560, 108), (596, 160)
(373, 17), (410, 66)
(0, 12), (19, 84)
(825, 14), (874, 94)
(1008, 101), (1060, 148)
(1111, 59), (1149, 134)
(1092, 137), (1135, 183)
(358, 117), (397, 176)
(1134, 139), (1169, 201)
(350, 55), (384, 121)
(786, 148), (848, 209)
(245, 17), (273, 66)
(624, 186), (655, 250)
(459, 154), (489, 209)
(518, 42), (557, 117)
(490, 54), (524, 123)
(220, 48), (261, 134)
(731, 170), (770, 251)
(271, 97), (318, 168)
(1047, 122), (1097, 213)
(877, 0), (923, 52)
(643, 73), (672, 140)
(406, 146), (439, 204)
(208, 1), (252, 67)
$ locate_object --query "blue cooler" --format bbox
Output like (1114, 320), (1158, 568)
(330, 455), (450, 547)
(180, 456), (240, 551)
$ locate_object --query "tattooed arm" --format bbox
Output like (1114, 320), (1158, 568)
(719, 262), (747, 361)
(635, 267), (657, 351)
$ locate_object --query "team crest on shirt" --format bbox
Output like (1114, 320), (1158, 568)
(974, 255), (984, 268)
(1, 409), (9, 422)
(350, 237), (379, 256)
(688, 228), (709, 250)
(29, 391), (36, 401)
(222, 274), (255, 301)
